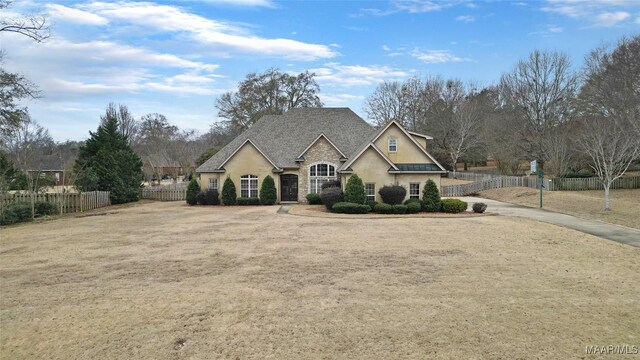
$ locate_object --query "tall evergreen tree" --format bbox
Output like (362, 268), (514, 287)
(259, 175), (277, 205)
(344, 174), (366, 204)
(74, 115), (143, 204)
(221, 176), (237, 205)
(422, 179), (441, 212)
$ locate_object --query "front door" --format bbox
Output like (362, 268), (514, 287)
(280, 174), (298, 202)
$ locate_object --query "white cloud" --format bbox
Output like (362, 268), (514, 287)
(195, 0), (275, 7)
(382, 45), (391, 51)
(46, 4), (109, 25)
(594, 11), (630, 26)
(359, 0), (461, 16)
(542, 0), (639, 27)
(79, 2), (336, 60)
(320, 93), (364, 106)
(410, 48), (471, 64)
(456, 15), (475, 22)
(309, 63), (409, 88)
(636, 17), (640, 24)
(548, 25), (564, 32)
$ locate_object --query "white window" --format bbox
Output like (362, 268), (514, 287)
(309, 162), (337, 194)
(209, 178), (218, 191)
(409, 183), (420, 199)
(388, 138), (397, 152)
(240, 175), (258, 198)
(365, 183), (376, 202)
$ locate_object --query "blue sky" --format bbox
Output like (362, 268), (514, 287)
(3, 0), (639, 141)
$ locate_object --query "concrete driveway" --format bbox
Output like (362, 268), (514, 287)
(457, 196), (640, 248)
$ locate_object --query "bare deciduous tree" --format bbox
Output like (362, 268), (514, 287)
(100, 103), (139, 145)
(0, 1), (49, 136)
(445, 95), (484, 177)
(499, 50), (579, 168)
(216, 68), (322, 130)
(578, 36), (640, 210)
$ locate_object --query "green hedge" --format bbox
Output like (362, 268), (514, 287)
(34, 201), (58, 216)
(441, 199), (468, 213)
(1, 202), (32, 225)
(366, 200), (378, 211)
(236, 197), (260, 205)
(306, 193), (322, 205)
(406, 202), (421, 214)
(392, 204), (407, 214)
(332, 202), (371, 214)
(472, 202), (487, 213)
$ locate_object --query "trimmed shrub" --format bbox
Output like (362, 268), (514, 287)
(343, 174), (366, 204)
(1, 202), (32, 225)
(422, 179), (441, 212)
(379, 185), (406, 205)
(306, 193), (322, 205)
(259, 175), (277, 205)
(321, 179), (341, 190)
(205, 189), (220, 205)
(366, 200), (378, 211)
(195, 191), (207, 205)
(332, 202), (371, 214)
(374, 203), (394, 214)
(472, 202), (487, 213)
(441, 199), (468, 213)
(34, 201), (58, 216)
(404, 198), (424, 210)
(392, 204), (408, 214)
(237, 197), (260, 205)
(186, 178), (200, 206)
(406, 202), (422, 214)
(320, 187), (343, 210)
(221, 176), (237, 205)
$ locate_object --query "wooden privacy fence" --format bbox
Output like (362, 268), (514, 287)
(140, 186), (187, 201)
(442, 176), (548, 197)
(443, 172), (640, 196)
(0, 191), (111, 214)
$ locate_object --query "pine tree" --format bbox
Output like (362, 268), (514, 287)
(186, 178), (200, 205)
(259, 175), (277, 205)
(74, 115), (143, 204)
(221, 176), (237, 205)
(422, 179), (441, 212)
(344, 174), (366, 204)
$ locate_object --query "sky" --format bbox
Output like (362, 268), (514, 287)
(2, 0), (639, 141)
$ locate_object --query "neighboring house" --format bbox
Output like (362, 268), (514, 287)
(196, 108), (447, 203)
(26, 170), (69, 185)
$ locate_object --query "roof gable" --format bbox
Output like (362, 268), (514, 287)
(297, 133), (346, 159)
(218, 139), (281, 171)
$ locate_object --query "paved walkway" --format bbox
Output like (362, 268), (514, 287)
(458, 197), (640, 248)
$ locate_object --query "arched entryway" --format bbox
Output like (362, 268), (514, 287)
(280, 174), (298, 202)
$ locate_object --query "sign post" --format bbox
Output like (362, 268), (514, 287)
(531, 160), (543, 208)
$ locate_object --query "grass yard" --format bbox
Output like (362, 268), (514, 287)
(1, 201), (639, 359)
(479, 187), (640, 230)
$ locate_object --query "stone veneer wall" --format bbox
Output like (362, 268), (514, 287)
(298, 137), (344, 203)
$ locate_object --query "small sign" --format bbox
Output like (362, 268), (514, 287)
(530, 160), (537, 173)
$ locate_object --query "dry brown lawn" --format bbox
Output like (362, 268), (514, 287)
(1, 201), (639, 359)
(440, 177), (472, 186)
(480, 187), (640, 230)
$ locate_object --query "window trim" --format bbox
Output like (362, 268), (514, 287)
(388, 138), (397, 153)
(240, 175), (259, 198)
(308, 162), (338, 194)
(409, 182), (420, 199)
(209, 177), (218, 191)
(365, 183), (376, 202)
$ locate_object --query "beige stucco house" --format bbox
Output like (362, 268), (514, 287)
(196, 108), (447, 203)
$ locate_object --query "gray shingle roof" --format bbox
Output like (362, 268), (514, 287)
(196, 108), (376, 172)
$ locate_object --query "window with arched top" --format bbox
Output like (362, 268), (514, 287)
(240, 175), (258, 198)
(308, 162), (337, 194)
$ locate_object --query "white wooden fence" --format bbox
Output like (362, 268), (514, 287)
(0, 191), (111, 214)
(443, 172), (640, 196)
(140, 186), (187, 201)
